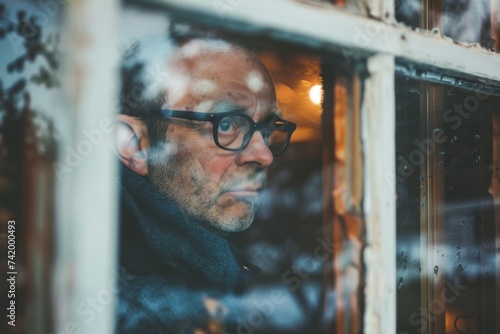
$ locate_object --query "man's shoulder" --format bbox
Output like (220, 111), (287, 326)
(116, 272), (240, 334)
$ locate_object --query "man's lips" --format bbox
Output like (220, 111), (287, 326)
(223, 185), (264, 197)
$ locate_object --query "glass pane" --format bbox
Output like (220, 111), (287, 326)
(228, 50), (325, 333)
(0, 1), (62, 333)
(396, 0), (499, 50)
(395, 75), (500, 333)
(114, 5), (371, 333)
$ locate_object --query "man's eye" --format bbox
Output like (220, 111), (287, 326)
(218, 119), (236, 133)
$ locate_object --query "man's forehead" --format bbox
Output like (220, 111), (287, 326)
(177, 38), (233, 58)
(173, 38), (261, 67)
(190, 71), (268, 94)
(167, 43), (258, 83)
(167, 55), (273, 96)
(202, 101), (281, 119)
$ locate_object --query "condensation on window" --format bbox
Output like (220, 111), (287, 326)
(395, 75), (500, 334)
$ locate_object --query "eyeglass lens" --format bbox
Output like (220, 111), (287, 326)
(216, 115), (288, 154)
(217, 115), (251, 149)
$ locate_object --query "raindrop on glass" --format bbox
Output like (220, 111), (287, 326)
(434, 266), (439, 276)
(457, 264), (463, 271)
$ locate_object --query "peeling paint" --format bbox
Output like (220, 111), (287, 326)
(151, 0), (500, 85)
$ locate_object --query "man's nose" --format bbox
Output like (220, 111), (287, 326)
(235, 131), (274, 167)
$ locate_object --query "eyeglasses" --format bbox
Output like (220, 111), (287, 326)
(160, 109), (297, 156)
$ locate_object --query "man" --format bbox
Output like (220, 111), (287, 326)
(114, 26), (296, 333)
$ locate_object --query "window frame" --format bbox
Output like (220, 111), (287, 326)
(55, 1), (500, 334)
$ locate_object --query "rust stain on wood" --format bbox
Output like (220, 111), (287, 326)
(332, 75), (365, 334)
(488, 112), (500, 334)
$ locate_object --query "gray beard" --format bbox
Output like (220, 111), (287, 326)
(147, 146), (264, 233)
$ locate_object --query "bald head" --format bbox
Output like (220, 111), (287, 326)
(118, 29), (279, 233)
(162, 39), (276, 114)
(120, 32), (275, 143)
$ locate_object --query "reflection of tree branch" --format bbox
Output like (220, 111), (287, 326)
(0, 2), (59, 222)
(1, 6), (59, 77)
(0, 9), (17, 27)
(31, 66), (59, 88)
(0, 4), (60, 113)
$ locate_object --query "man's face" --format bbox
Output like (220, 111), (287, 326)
(147, 40), (278, 233)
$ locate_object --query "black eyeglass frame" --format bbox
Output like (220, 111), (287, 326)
(160, 109), (297, 156)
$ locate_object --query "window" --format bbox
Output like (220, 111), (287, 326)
(395, 76), (500, 333)
(1, 0), (499, 334)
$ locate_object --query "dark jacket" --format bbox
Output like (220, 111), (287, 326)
(116, 166), (259, 333)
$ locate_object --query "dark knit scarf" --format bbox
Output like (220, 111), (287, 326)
(117, 166), (258, 333)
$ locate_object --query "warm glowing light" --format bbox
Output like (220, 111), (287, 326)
(275, 83), (296, 104)
(309, 84), (322, 105)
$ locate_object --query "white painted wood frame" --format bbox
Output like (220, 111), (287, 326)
(138, 0), (500, 85)
(54, 1), (120, 334)
(362, 55), (397, 334)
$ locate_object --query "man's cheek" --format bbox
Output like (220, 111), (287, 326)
(201, 156), (234, 183)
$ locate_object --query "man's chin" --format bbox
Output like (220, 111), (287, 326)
(205, 201), (258, 233)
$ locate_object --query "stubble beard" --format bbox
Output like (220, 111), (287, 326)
(147, 149), (265, 233)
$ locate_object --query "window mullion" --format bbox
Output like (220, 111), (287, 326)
(362, 54), (397, 334)
(54, 1), (120, 333)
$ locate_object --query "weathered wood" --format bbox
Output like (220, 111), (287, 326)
(492, 0), (500, 51)
(321, 59), (366, 334)
(21, 109), (56, 334)
(140, 0), (500, 85)
(331, 74), (365, 334)
(488, 112), (500, 334)
(54, 1), (120, 333)
(362, 55), (396, 334)
(321, 57), (336, 332)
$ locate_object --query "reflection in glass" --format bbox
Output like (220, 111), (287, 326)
(230, 52), (326, 333)
(395, 75), (499, 333)
(396, 0), (496, 49)
(0, 1), (61, 333)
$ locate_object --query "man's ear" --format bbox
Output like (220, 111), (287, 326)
(114, 114), (150, 176)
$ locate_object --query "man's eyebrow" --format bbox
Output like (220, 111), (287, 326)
(209, 101), (282, 118)
(262, 108), (282, 119)
(209, 102), (247, 114)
